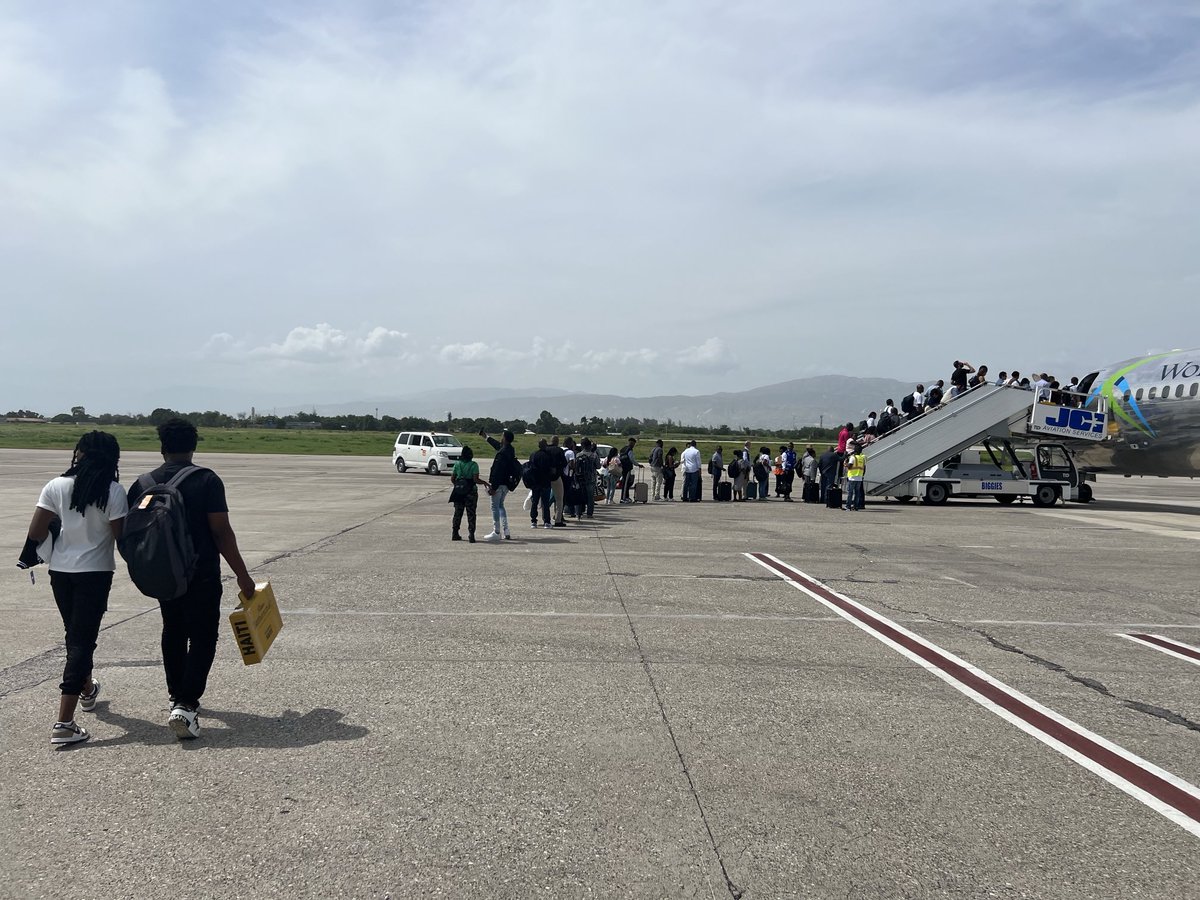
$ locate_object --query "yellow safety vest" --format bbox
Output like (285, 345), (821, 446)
(847, 453), (866, 478)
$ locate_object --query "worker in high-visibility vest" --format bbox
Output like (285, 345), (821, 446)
(845, 441), (866, 511)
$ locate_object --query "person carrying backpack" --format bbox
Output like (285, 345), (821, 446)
(574, 439), (600, 518)
(126, 418), (255, 741)
(18, 431), (128, 746)
(618, 438), (638, 504)
(480, 429), (520, 541)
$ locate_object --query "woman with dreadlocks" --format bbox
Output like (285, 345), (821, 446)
(19, 431), (128, 746)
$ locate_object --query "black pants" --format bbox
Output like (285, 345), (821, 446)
(50, 570), (113, 696)
(453, 493), (478, 536)
(531, 487), (551, 524)
(711, 472), (722, 499)
(663, 469), (676, 499)
(782, 470), (795, 496)
(159, 572), (222, 709)
(620, 468), (634, 501)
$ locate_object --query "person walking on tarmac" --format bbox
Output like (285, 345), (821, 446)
(19, 431), (129, 746)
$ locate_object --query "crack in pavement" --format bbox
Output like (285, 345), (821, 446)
(823, 547), (1200, 736)
(590, 520), (744, 900)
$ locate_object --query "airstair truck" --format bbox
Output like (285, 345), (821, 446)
(861, 386), (1106, 507)
(894, 440), (1087, 507)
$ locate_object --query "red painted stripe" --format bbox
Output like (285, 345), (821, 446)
(750, 552), (1200, 828)
(1128, 633), (1200, 663)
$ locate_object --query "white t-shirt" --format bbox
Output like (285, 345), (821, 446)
(36, 477), (128, 573)
(681, 446), (702, 473)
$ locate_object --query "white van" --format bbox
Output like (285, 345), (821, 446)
(392, 432), (464, 475)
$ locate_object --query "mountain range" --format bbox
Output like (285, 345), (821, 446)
(281, 375), (916, 430)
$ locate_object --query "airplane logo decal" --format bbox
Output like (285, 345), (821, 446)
(1086, 352), (1174, 439)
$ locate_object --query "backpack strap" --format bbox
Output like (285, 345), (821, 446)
(165, 465), (202, 489)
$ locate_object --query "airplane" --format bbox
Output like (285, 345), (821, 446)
(1073, 348), (1200, 479)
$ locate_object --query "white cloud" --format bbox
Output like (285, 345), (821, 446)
(677, 338), (736, 374)
(438, 342), (531, 366)
(204, 324), (412, 365)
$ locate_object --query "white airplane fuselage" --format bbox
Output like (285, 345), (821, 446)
(1074, 349), (1200, 478)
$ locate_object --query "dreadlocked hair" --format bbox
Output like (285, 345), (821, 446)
(62, 431), (121, 514)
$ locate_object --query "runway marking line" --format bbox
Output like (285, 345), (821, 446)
(746, 551), (1200, 839)
(1118, 633), (1200, 668)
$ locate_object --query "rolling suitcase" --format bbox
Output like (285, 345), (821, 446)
(634, 468), (649, 504)
(716, 481), (732, 502)
(803, 480), (819, 503)
(825, 484), (843, 509)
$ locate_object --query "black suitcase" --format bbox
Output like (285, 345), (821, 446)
(825, 485), (842, 509)
(802, 481), (819, 503)
(716, 481), (732, 502)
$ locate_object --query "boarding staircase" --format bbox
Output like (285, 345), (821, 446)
(862, 386), (1036, 497)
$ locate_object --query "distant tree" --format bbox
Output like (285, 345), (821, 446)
(149, 407), (180, 426)
(70, 405), (87, 420)
(535, 409), (562, 434)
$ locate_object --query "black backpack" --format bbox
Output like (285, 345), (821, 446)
(505, 454), (522, 491)
(618, 447), (632, 470)
(575, 451), (597, 480)
(119, 467), (201, 601)
(901, 395), (915, 414)
(727, 458), (740, 480)
(520, 460), (537, 490)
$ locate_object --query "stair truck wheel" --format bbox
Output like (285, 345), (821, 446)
(995, 494), (1017, 505)
(1031, 484), (1059, 507)
(925, 482), (949, 505)
(1077, 483), (1093, 503)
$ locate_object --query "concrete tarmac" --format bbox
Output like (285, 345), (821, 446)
(1, 449), (1198, 899)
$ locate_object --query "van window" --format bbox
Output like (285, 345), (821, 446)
(398, 433), (411, 445)
(433, 435), (463, 448)
(422, 436), (433, 448)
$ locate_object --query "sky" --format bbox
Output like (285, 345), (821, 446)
(2, 0), (1199, 416)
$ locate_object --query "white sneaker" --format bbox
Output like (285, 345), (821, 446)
(168, 704), (200, 740)
(50, 720), (89, 746)
(483, 531), (501, 542)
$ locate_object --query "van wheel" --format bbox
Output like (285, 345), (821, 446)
(395, 458), (407, 474)
(995, 495), (1017, 505)
(925, 483), (949, 505)
(427, 460), (440, 476)
(1031, 484), (1059, 507)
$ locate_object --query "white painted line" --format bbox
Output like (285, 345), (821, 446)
(746, 552), (1200, 839)
(1118, 633), (1200, 668)
(1042, 511), (1200, 542)
(941, 576), (978, 589)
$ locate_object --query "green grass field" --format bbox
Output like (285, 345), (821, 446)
(0, 424), (835, 461)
